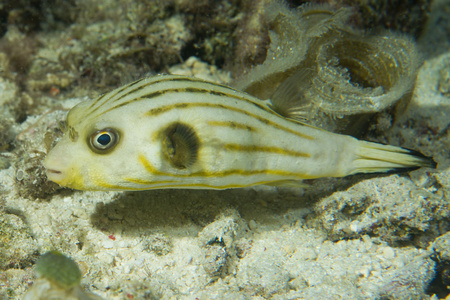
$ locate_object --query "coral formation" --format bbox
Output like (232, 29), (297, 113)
(429, 234), (450, 297)
(0, 204), (38, 271)
(312, 174), (449, 246)
(346, 0), (432, 38)
(13, 110), (64, 199)
(286, 0), (432, 37)
(142, 233), (172, 256)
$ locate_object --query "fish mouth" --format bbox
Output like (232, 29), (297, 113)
(45, 168), (65, 184)
(44, 161), (85, 189)
(47, 169), (62, 175)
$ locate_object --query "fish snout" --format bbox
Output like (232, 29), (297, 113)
(45, 167), (65, 184)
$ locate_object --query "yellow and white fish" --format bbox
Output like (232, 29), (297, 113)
(43, 75), (436, 191)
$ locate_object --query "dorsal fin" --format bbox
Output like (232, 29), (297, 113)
(269, 67), (317, 122)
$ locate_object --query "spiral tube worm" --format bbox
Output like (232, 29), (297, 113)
(233, 1), (422, 135)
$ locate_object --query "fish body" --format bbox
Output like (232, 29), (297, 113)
(44, 75), (435, 191)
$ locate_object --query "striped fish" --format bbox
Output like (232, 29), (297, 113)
(43, 75), (436, 191)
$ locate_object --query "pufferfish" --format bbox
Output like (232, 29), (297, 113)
(43, 75), (436, 191)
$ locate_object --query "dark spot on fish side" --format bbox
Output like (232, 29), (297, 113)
(162, 122), (200, 169)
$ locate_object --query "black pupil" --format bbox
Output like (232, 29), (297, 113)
(97, 133), (111, 146)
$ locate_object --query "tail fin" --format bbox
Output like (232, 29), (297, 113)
(352, 140), (436, 174)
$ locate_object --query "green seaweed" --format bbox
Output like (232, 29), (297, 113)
(35, 251), (82, 289)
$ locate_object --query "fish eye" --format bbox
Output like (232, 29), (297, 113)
(89, 128), (119, 152)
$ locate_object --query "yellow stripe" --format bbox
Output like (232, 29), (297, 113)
(87, 76), (240, 116)
(93, 180), (286, 190)
(114, 76), (239, 104)
(138, 87), (272, 115)
(125, 181), (283, 190)
(124, 175), (294, 189)
(96, 86), (273, 118)
(207, 121), (256, 131)
(145, 102), (314, 140)
(85, 79), (314, 141)
(138, 153), (315, 179)
(90, 178), (151, 191)
(87, 78), (145, 111)
(111, 76), (244, 106)
(124, 178), (178, 185)
(222, 143), (310, 157)
(87, 76), (199, 113)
